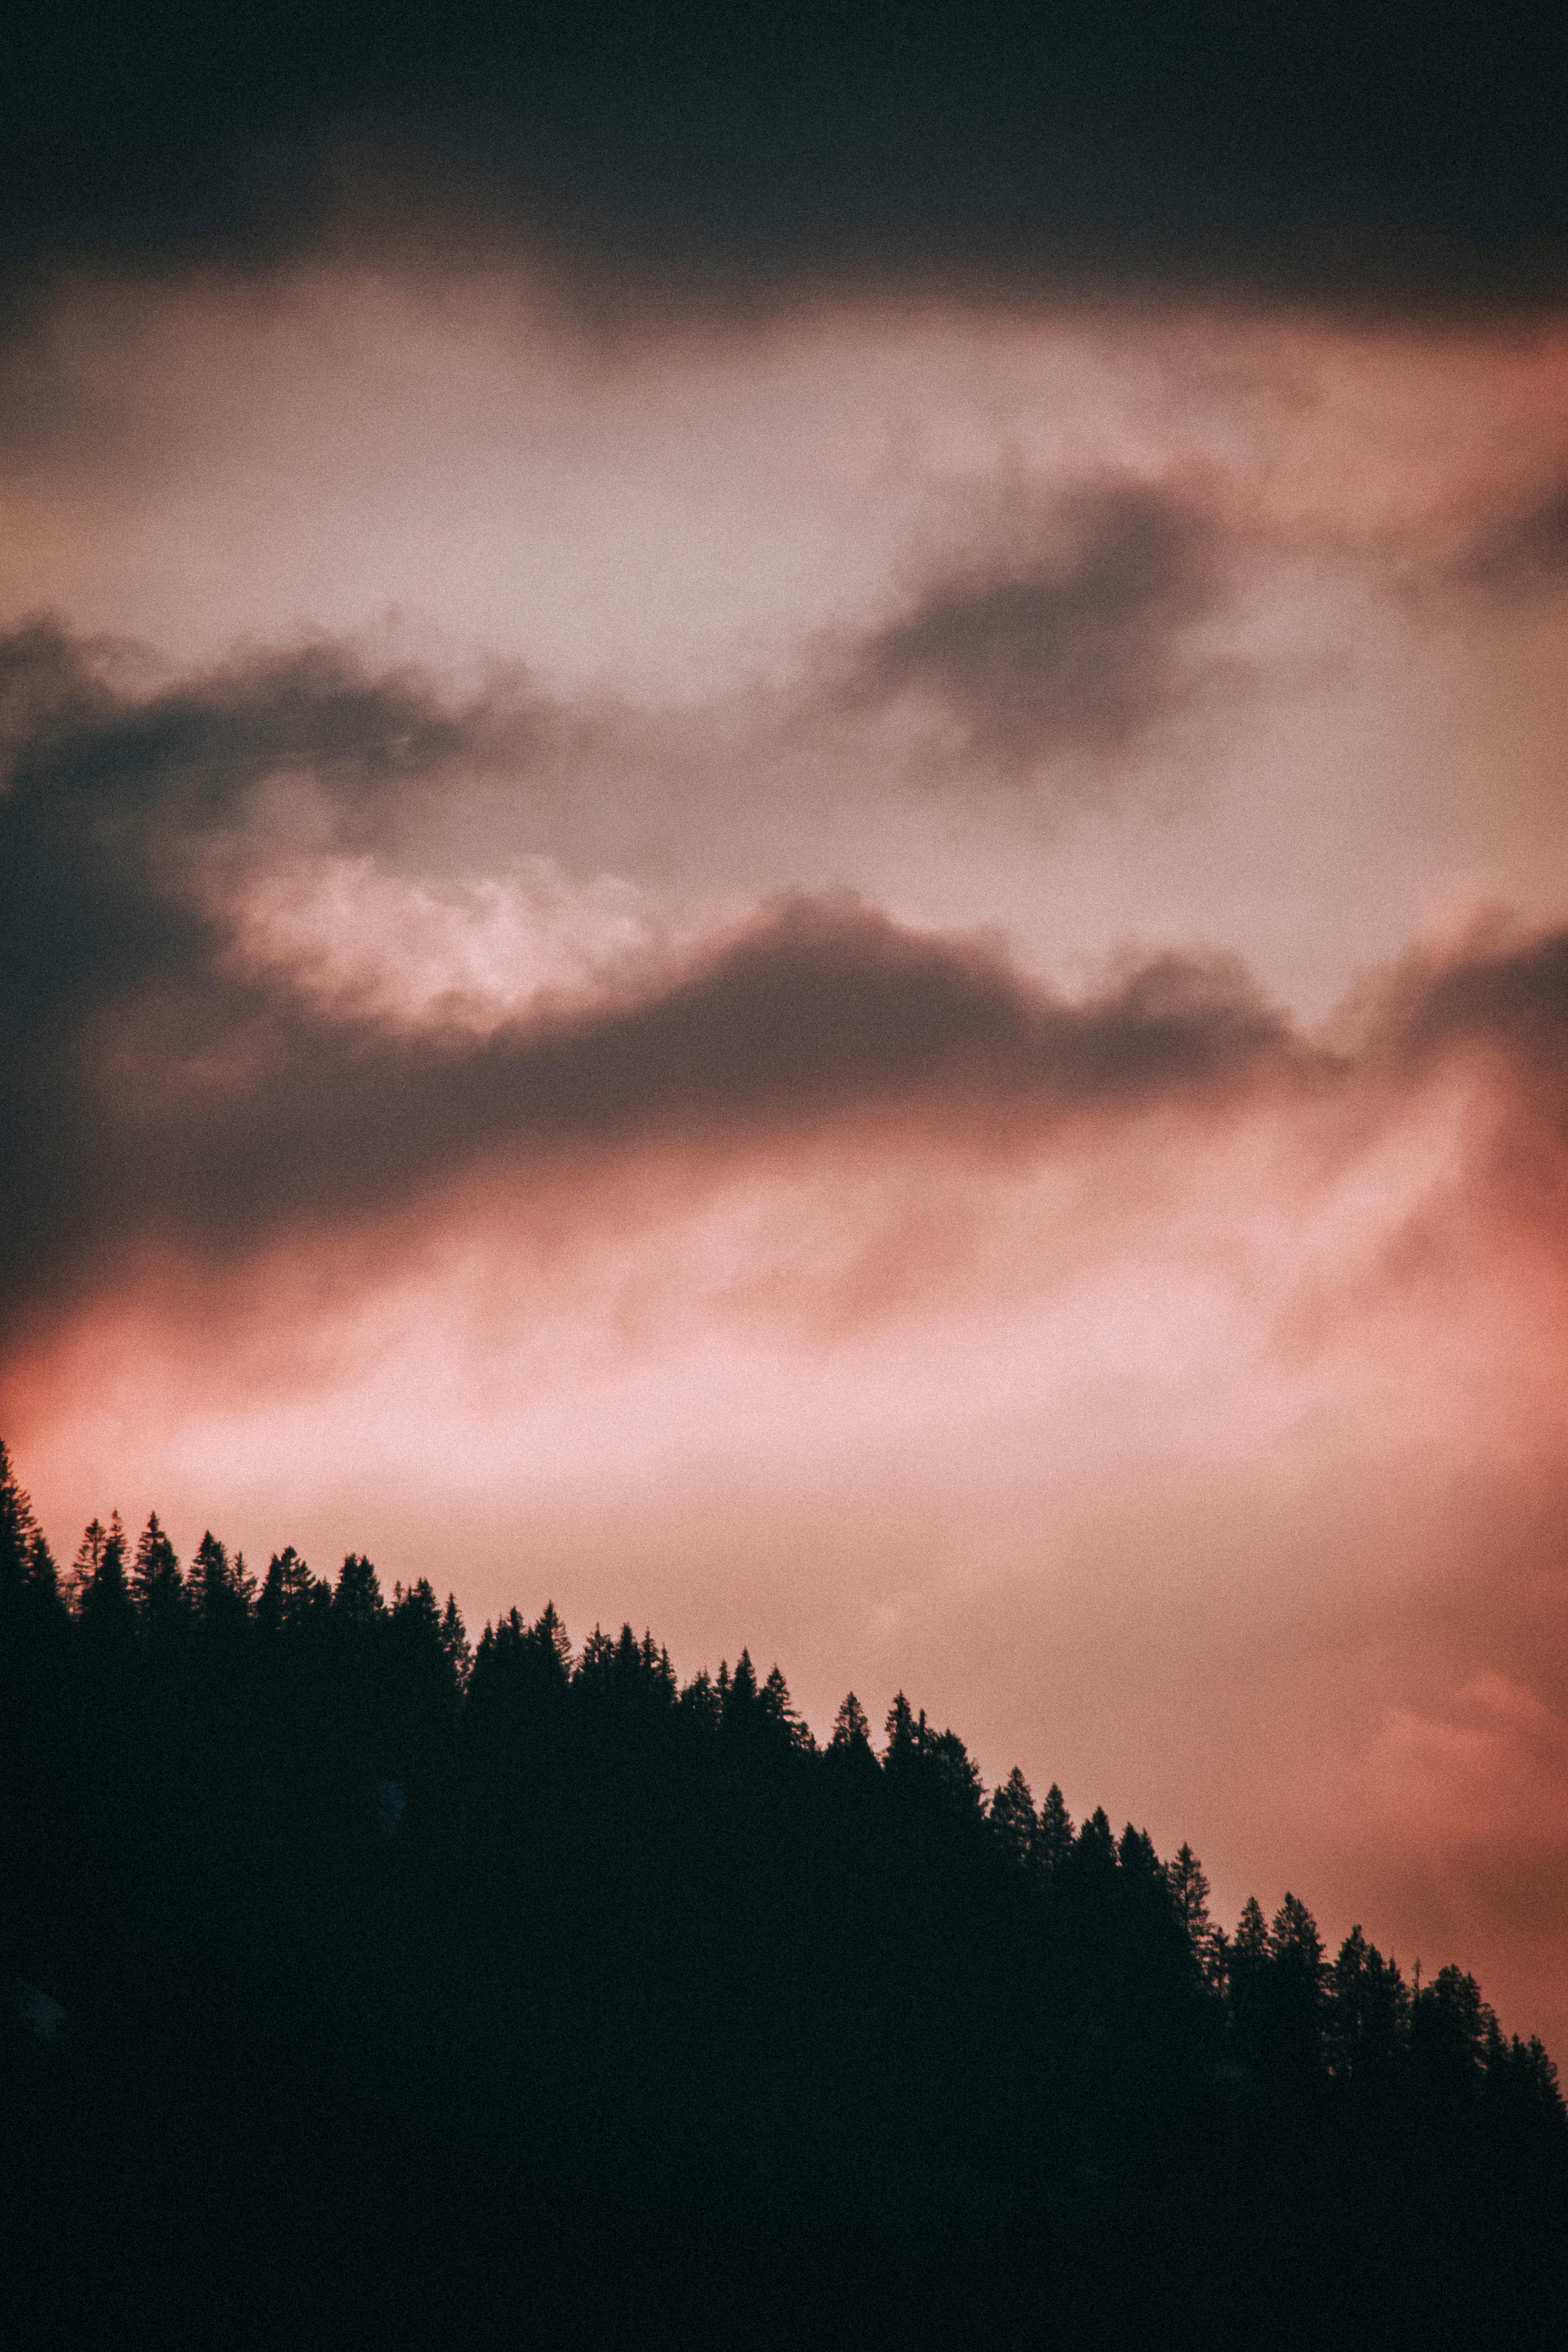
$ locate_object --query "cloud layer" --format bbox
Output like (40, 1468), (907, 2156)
(0, 619), (1313, 1329)
(7, 0), (1568, 308)
(12, 614), (1568, 1328)
(843, 486), (1221, 764)
(6, 167), (1568, 2072)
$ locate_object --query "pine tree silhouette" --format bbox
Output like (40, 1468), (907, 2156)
(131, 1513), (186, 1635)
(2, 1432), (1564, 2352)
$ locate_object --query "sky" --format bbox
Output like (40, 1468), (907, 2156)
(5, 0), (1568, 2052)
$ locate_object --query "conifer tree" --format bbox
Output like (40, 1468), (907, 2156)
(76, 1512), (134, 1639)
(530, 1602), (573, 1682)
(1233, 1895), (1270, 1965)
(725, 1649), (759, 1722)
(1118, 1823), (1161, 1875)
(468, 1610), (522, 1715)
(191, 1531), (250, 1631)
(1270, 1892), (1327, 2075)
(333, 1551), (384, 1628)
(990, 1766), (1038, 1871)
(68, 1516), (103, 1609)
(576, 1625), (615, 1689)
(1327, 1925), (1408, 2081)
(0, 1437), (40, 1593)
(391, 1576), (443, 1638)
(24, 1530), (61, 1615)
(1227, 1894), (1274, 2067)
(131, 1512), (185, 1633)
(0, 1444), (60, 1643)
(927, 1726), (984, 1813)
(1412, 1964), (1494, 2100)
(3, 1423), (1564, 2339)
(257, 1545), (322, 1634)
(1034, 1783), (1074, 1877)
(883, 1691), (920, 1765)
(760, 1664), (811, 1751)
(826, 1692), (878, 1784)
(679, 1667), (722, 1733)
(1167, 1842), (1226, 1989)
(829, 1692), (873, 1753)
(439, 1594), (472, 1688)
(1073, 1806), (1118, 1873)
(1271, 1891), (1325, 1985)
(613, 1621), (643, 1684)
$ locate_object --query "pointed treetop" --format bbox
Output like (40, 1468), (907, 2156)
(77, 1512), (134, 1637)
(759, 1663), (813, 1750)
(1234, 1895), (1270, 1963)
(258, 1545), (323, 1633)
(191, 1531), (250, 1628)
(533, 1602), (572, 1675)
(131, 1513), (184, 1623)
(1074, 1806), (1117, 1870)
(728, 1650), (758, 1708)
(334, 1551), (384, 1627)
(1035, 1784), (1074, 1875)
(391, 1575), (441, 1635)
(439, 1594), (472, 1687)
(884, 1691), (918, 1756)
(990, 1766), (1038, 1869)
(1118, 1824), (1164, 1881)
(1167, 1842), (1227, 1988)
(679, 1667), (722, 1733)
(577, 1625), (615, 1682)
(829, 1691), (873, 1751)
(1272, 1893), (1325, 1984)
(0, 1438), (40, 1590)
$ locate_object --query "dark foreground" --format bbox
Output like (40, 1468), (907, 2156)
(4, 1448), (1564, 2350)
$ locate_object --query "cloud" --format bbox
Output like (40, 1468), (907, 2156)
(0, 618), (1315, 1338)
(13, 614), (1568, 1398)
(1383, 923), (1568, 1138)
(840, 486), (1221, 766)
(1368, 1671), (1568, 1853)
(4, 2), (1567, 313)
(1359, 1670), (1568, 2029)
(1452, 479), (1568, 601)
(15, 615), (1568, 2061)
(226, 855), (671, 1035)
(0, 617), (533, 843)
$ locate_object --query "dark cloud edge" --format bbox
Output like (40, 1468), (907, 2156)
(6, 619), (1568, 1337)
(836, 484), (1225, 766)
(4, 0), (1568, 320)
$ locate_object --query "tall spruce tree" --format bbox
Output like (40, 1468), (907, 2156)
(131, 1513), (185, 1635)
(333, 1551), (384, 1629)
(1034, 1782), (1074, 1877)
(76, 1512), (134, 1641)
(989, 1766), (1038, 1871)
(1167, 1842), (1226, 1990)
(0, 1437), (39, 1594)
(190, 1531), (250, 1632)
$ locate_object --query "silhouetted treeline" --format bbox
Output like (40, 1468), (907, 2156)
(2, 1442), (1564, 2351)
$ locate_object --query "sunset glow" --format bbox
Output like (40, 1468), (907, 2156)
(7, 98), (1568, 2076)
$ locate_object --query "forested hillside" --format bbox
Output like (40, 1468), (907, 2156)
(2, 1442), (1563, 2350)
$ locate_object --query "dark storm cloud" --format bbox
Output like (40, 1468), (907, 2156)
(843, 488), (1218, 764)
(0, 620), (530, 828)
(3, 0), (1566, 312)
(0, 621), (1307, 1332)
(1389, 926), (1568, 1120)
(0, 616), (542, 1044)
(16, 620), (1568, 1347)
